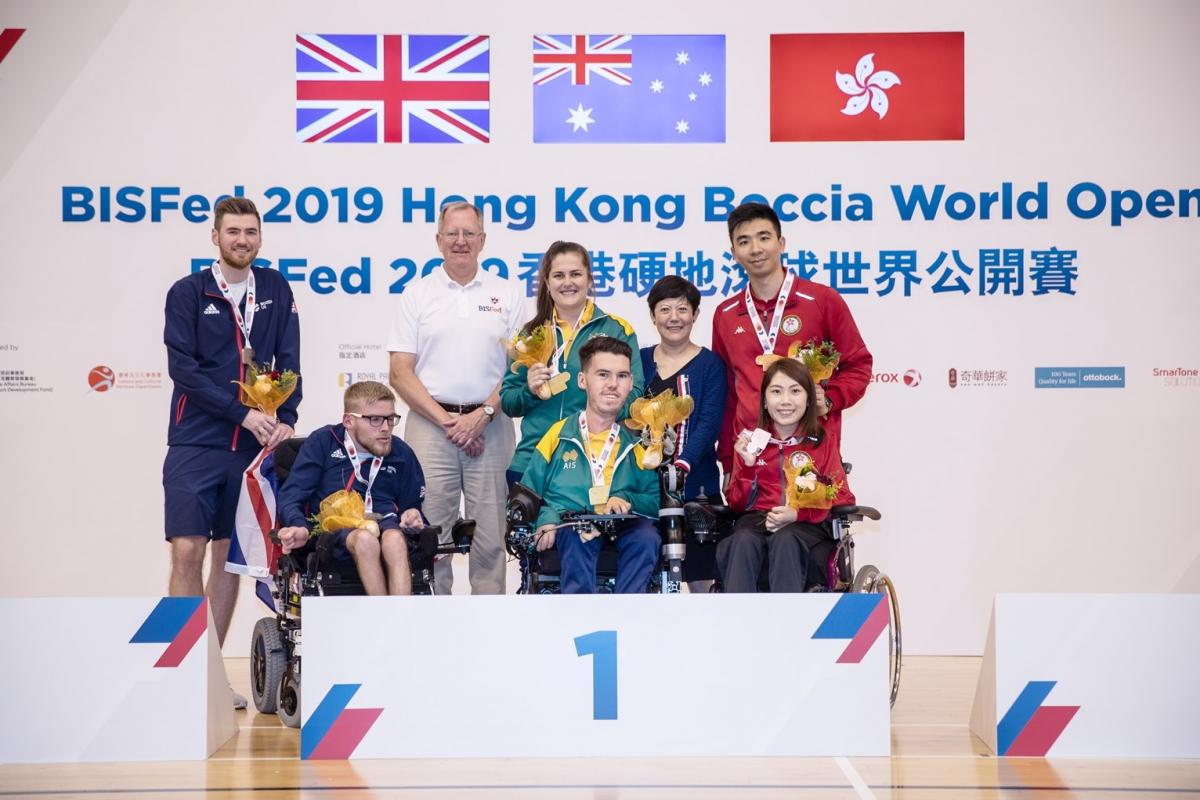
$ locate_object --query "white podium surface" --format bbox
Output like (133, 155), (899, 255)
(301, 593), (892, 759)
(970, 593), (1200, 758)
(0, 597), (236, 763)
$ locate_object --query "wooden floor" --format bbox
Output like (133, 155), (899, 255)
(1, 656), (1197, 799)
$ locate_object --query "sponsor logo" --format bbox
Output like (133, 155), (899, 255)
(383, 465), (396, 474)
(1034, 367), (1125, 389)
(734, 326), (746, 335)
(1153, 367), (1200, 388)
(88, 365), (115, 392)
(338, 342), (384, 362)
(1, 367), (52, 393)
(949, 368), (1008, 389)
(254, 299), (274, 312)
(871, 370), (922, 387)
(203, 303), (221, 316)
(477, 304), (503, 314)
(781, 314), (801, 335)
(756, 458), (767, 466)
(88, 364), (163, 393)
(338, 370), (390, 388)
(331, 449), (346, 460)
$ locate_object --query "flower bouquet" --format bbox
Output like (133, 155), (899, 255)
(308, 489), (380, 538)
(783, 451), (840, 510)
(624, 389), (695, 469)
(233, 362), (299, 418)
(795, 339), (840, 383)
(506, 324), (568, 399)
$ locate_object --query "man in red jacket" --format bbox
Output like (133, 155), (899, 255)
(711, 202), (872, 480)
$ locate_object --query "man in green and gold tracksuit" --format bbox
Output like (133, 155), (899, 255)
(520, 336), (659, 594)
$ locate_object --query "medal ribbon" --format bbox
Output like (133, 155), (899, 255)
(211, 262), (256, 355)
(577, 412), (620, 489)
(342, 431), (383, 514)
(744, 271), (795, 356)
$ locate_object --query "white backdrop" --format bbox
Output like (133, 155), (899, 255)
(1, 0), (1197, 655)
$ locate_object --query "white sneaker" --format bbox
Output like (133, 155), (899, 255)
(231, 687), (248, 710)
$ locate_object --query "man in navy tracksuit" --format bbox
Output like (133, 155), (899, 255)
(276, 381), (427, 595)
(162, 197), (302, 689)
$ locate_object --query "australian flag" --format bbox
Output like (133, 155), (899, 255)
(533, 34), (725, 143)
(296, 34), (490, 143)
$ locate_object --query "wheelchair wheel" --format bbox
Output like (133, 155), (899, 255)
(277, 667), (301, 729)
(877, 572), (903, 708)
(850, 564), (878, 592)
(250, 617), (286, 714)
(850, 565), (903, 708)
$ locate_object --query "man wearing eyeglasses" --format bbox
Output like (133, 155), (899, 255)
(387, 201), (527, 595)
(276, 381), (425, 595)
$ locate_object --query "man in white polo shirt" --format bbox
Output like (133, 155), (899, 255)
(387, 201), (526, 594)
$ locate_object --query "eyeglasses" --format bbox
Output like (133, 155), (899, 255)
(439, 230), (481, 241)
(348, 412), (401, 428)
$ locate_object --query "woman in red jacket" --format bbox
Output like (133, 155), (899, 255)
(717, 359), (854, 592)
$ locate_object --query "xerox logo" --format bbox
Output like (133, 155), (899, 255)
(1034, 367), (1125, 389)
(871, 370), (921, 387)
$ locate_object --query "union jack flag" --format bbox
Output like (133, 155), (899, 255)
(296, 34), (490, 144)
(533, 35), (632, 86)
(226, 448), (280, 611)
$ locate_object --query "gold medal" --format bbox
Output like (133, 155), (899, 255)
(546, 371), (570, 396)
(588, 485), (609, 508)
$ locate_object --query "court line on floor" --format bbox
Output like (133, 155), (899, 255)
(835, 756), (877, 800)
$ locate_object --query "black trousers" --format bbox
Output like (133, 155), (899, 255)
(716, 511), (832, 593)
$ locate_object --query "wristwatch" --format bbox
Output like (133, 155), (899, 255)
(482, 404), (496, 420)
(824, 395), (835, 413)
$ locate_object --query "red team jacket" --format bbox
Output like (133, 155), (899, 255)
(725, 430), (855, 524)
(711, 276), (873, 473)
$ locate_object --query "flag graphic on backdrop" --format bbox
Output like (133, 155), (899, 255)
(533, 35), (725, 143)
(296, 34), (490, 143)
(770, 32), (964, 141)
(0, 29), (25, 66)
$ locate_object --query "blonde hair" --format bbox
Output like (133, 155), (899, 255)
(437, 201), (485, 232)
(343, 380), (395, 411)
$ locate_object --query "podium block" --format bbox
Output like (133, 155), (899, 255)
(302, 594), (892, 759)
(0, 597), (237, 763)
(970, 594), (1200, 758)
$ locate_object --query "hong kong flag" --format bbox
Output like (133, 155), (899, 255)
(771, 32), (964, 141)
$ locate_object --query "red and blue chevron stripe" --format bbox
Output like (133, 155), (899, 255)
(998, 680), (1080, 757)
(811, 593), (890, 663)
(128, 597), (207, 668)
(301, 683), (383, 760)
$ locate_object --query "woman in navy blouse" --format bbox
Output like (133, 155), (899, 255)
(640, 276), (728, 592)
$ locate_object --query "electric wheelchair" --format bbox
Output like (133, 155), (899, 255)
(248, 437), (476, 727)
(505, 462), (903, 706)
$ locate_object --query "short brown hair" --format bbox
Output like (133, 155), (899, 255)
(343, 380), (395, 412)
(213, 197), (261, 230)
(758, 359), (822, 439)
(578, 335), (632, 372)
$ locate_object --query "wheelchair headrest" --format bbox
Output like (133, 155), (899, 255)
(271, 437), (308, 486)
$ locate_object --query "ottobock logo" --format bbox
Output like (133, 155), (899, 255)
(871, 369), (921, 387)
(1034, 367), (1125, 389)
(1153, 367), (1199, 388)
